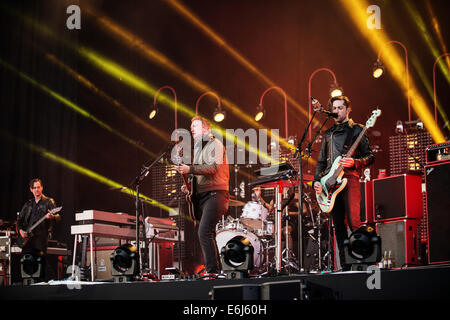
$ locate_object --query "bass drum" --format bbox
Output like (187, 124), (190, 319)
(215, 229), (263, 269)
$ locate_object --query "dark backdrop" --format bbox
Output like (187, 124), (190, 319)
(1, 0), (449, 255)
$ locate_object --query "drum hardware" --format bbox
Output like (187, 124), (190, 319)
(229, 199), (246, 207)
(282, 207), (299, 273)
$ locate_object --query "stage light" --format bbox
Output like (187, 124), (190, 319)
(20, 250), (44, 285)
(254, 105), (265, 122)
(329, 82), (343, 97)
(149, 106), (158, 120)
(213, 108), (226, 123)
(395, 120), (404, 134)
(110, 244), (139, 283)
(372, 59), (385, 79)
(220, 236), (254, 279)
(343, 226), (381, 271)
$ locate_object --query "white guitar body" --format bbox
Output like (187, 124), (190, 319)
(316, 155), (348, 213)
(315, 109), (381, 214)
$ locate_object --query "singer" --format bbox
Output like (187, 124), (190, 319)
(313, 95), (374, 271)
(174, 116), (229, 277)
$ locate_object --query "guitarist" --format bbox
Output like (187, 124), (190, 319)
(174, 116), (229, 277)
(313, 96), (374, 271)
(17, 178), (61, 256)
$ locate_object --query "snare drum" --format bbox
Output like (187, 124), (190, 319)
(240, 202), (268, 230)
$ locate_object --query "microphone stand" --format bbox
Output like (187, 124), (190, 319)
(130, 142), (175, 278)
(294, 108), (332, 273)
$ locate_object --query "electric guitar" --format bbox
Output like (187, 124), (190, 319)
(172, 156), (200, 227)
(316, 109), (381, 213)
(181, 173), (199, 227)
(16, 206), (62, 248)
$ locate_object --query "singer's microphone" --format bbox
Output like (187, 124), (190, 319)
(311, 97), (338, 118)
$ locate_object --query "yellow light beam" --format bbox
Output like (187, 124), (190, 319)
(339, 0), (445, 143)
(378, 9), (449, 131)
(6, 4), (282, 165)
(76, 48), (279, 164)
(45, 53), (170, 141)
(0, 128), (176, 215)
(425, 0), (450, 71)
(83, 5), (300, 154)
(402, 0), (450, 86)
(166, 0), (312, 121)
(0, 58), (156, 158)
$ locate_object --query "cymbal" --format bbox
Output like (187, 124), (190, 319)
(229, 199), (245, 207)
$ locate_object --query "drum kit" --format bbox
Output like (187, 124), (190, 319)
(216, 185), (334, 275)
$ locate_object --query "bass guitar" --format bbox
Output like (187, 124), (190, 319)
(316, 109), (381, 213)
(16, 206), (62, 248)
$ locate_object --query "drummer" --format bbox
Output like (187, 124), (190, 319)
(253, 186), (309, 258)
(252, 187), (274, 213)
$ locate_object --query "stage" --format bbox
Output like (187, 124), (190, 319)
(1, 264), (449, 301)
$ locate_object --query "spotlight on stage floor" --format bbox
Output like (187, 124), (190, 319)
(20, 250), (45, 285)
(343, 226), (381, 271)
(220, 236), (254, 279)
(110, 244), (138, 283)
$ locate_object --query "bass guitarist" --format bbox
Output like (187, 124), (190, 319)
(174, 116), (229, 277)
(313, 96), (374, 271)
(17, 179), (61, 256)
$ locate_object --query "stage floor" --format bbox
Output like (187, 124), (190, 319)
(1, 264), (449, 301)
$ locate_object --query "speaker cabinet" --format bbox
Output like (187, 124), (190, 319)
(260, 280), (305, 300)
(360, 181), (374, 224)
(87, 246), (115, 280)
(373, 174), (423, 222)
(376, 219), (420, 268)
(425, 160), (450, 264)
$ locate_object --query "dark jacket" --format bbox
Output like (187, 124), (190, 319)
(189, 133), (229, 194)
(17, 195), (59, 236)
(314, 119), (374, 181)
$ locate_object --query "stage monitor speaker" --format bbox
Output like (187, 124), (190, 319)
(360, 181), (374, 224)
(375, 219), (420, 268)
(87, 246), (115, 280)
(373, 174), (422, 222)
(425, 160), (450, 264)
(211, 284), (260, 300)
(260, 280), (305, 300)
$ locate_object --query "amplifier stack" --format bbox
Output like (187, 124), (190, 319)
(372, 174), (423, 268)
(424, 141), (450, 265)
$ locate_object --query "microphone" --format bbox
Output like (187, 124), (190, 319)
(311, 97), (338, 118)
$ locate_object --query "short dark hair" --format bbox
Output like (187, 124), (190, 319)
(328, 95), (351, 110)
(29, 178), (43, 188)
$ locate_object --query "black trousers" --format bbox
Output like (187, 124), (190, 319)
(330, 175), (362, 270)
(196, 190), (229, 273)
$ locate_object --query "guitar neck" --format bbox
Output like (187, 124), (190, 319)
(27, 207), (61, 233)
(345, 126), (368, 158)
(333, 126), (368, 175)
(28, 215), (47, 233)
